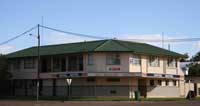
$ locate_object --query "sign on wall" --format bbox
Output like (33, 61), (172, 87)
(107, 67), (121, 71)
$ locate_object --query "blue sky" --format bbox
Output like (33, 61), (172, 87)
(0, 0), (200, 57)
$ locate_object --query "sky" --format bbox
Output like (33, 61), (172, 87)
(0, 0), (200, 57)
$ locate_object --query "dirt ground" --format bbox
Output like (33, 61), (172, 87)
(0, 101), (200, 106)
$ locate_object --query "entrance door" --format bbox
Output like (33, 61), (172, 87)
(194, 83), (197, 96)
(138, 79), (147, 97)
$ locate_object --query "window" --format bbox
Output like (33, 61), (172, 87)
(166, 80), (169, 86)
(173, 80), (177, 86)
(149, 56), (160, 67)
(150, 80), (155, 86)
(24, 58), (35, 69)
(15, 80), (24, 89)
(130, 55), (141, 65)
(158, 80), (162, 86)
(106, 78), (120, 82)
(110, 90), (117, 94)
(198, 88), (200, 95)
(106, 53), (121, 65)
(53, 58), (61, 72)
(88, 53), (94, 65)
(68, 55), (83, 71)
(13, 59), (21, 70)
(167, 58), (177, 67)
(86, 77), (96, 82)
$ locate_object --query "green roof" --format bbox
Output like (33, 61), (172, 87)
(7, 39), (184, 58)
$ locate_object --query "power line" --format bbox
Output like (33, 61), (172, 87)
(0, 25), (38, 46)
(1, 24), (200, 47)
(122, 38), (200, 42)
(40, 25), (200, 43)
(39, 25), (110, 40)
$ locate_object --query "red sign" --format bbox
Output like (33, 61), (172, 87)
(108, 67), (121, 71)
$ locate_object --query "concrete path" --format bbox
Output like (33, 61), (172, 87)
(0, 101), (199, 106)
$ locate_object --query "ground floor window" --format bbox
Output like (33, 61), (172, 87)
(157, 80), (162, 86)
(173, 80), (177, 86)
(166, 80), (169, 86)
(150, 80), (155, 86)
(86, 77), (96, 82)
(198, 88), (200, 95)
(106, 78), (120, 82)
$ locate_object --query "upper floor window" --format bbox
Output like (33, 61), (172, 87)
(149, 56), (160, 67)
(24, 58), (35, 69)
(53, 58), (61, 72)
(167, 58), (177, 67)
(106, 53), (120, 65)
(130, 55), (141, 65)
(13, 59), (21, 70)
(88, 53), (94, 65)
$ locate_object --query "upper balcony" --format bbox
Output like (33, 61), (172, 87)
(8, 53), (183, 79)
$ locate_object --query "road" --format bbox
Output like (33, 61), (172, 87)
(0, 101), (199, 106)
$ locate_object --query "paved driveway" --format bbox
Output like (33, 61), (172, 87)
(0, 101), (199, 106)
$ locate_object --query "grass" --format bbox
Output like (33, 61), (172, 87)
(1, 96), (200, 102)
(0, 96), (65, 101)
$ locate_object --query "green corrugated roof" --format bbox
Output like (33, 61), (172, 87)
(6, 39), (184, 58)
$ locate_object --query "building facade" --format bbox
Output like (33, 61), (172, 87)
(7, 39), (186, 98)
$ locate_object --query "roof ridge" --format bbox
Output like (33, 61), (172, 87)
(113, 40), (134, 52)
(93, 39), (110, 51)
(37, 39), (106, 48)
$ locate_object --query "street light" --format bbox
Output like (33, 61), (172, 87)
(66, 78), (72, 100)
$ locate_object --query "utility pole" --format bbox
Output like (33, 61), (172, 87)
(36, 24), (40, 102)
(162, 32), (164, 48)
(168, 44), (170, 51)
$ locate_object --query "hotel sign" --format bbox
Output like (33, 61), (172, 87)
(107, 67), (121, 71)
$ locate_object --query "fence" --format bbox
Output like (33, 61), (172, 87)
(13, 85), (137, 98)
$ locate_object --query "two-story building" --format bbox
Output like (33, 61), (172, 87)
(7, 39), (185, 98)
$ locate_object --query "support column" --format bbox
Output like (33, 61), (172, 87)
(39, 79), (43, 96)
(53, 79), (56, 96)
(12, 80), (15, 96)
(24, 80), (28, 96)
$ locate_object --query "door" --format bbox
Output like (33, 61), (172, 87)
(138, 79), (147, 97)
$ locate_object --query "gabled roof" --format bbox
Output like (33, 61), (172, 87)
(6, 39), (184, 58)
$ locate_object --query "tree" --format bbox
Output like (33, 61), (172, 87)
(0, 54), (10, 79)
(190, 51), (200, 62)
(188, 51), (200, 75)
(180, 53), (189, 62)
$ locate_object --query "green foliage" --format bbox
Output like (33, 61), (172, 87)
(180, 53), (189, 62)
(0, 54), (10, 79)
(190, 51), (200, 62)
(189, 51), (200, 75)
(189, 63), (200, 75)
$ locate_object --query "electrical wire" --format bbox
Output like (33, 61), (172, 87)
(0, 25), (38, 46)
(39, 25), (110, 40)
(121, 38), (200, 42)
(1, 24), (200, 47)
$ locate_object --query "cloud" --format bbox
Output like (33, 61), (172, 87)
(117, 34), (189, 49)
(196, 41), (200, 48)
(118, 34), (167, 48)
(0, 45), (15, 54)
